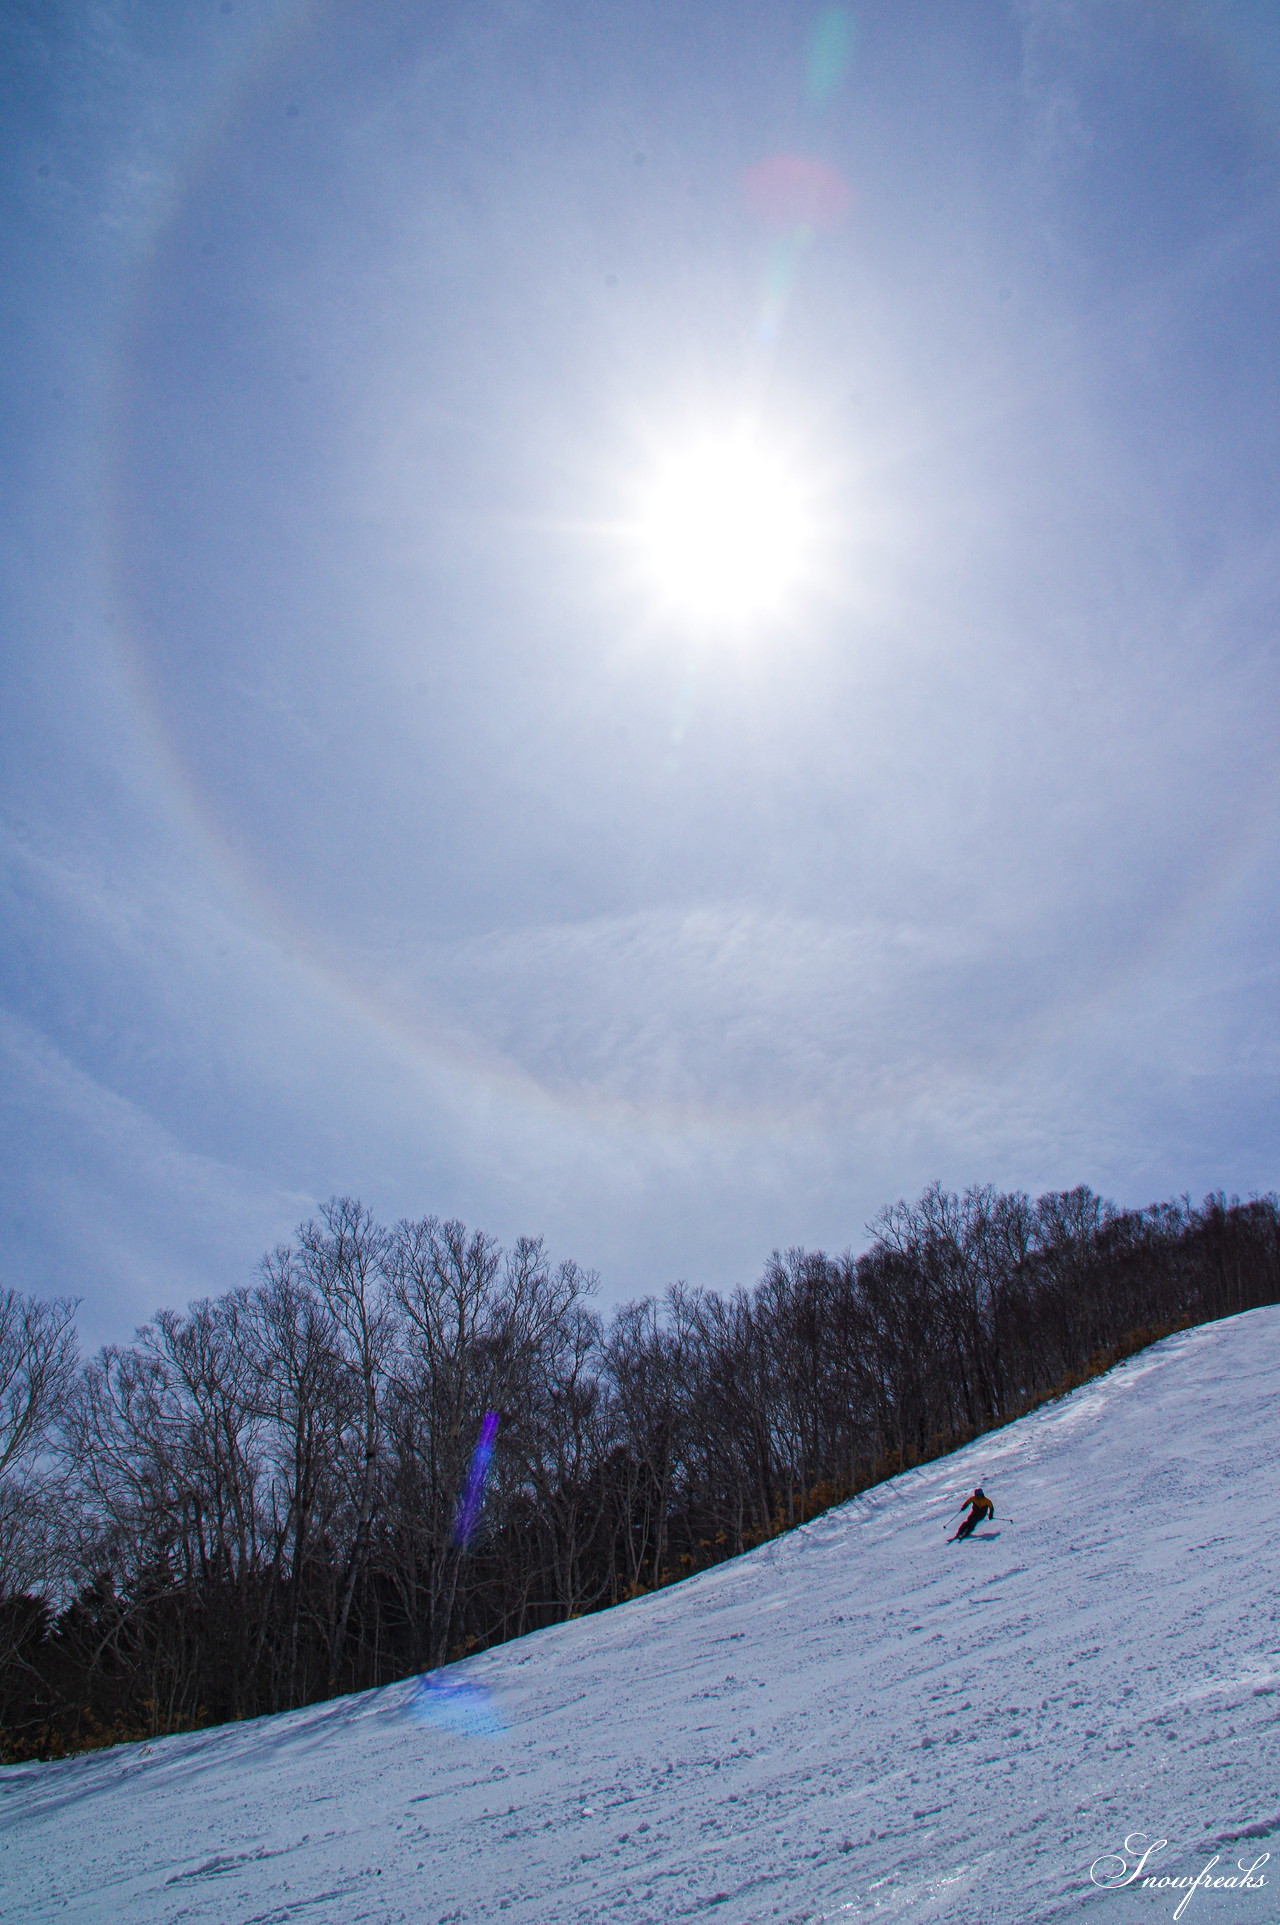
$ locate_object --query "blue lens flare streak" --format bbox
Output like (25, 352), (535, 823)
(453, 1410), (500, 1548)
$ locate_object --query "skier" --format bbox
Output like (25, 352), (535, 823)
(949, 1487), (994, 1542)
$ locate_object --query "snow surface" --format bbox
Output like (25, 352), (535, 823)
(4, 1309), (1280, 1925)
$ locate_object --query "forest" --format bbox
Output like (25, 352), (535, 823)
(2, 1182), (1278, 1761)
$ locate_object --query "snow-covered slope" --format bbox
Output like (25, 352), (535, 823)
(5, 1310), (1280, 1925)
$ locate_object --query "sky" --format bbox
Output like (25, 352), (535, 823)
(4, 0), (1280, 1345)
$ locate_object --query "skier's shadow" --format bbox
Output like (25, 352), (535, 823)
(968, 1530), (1001, 1539)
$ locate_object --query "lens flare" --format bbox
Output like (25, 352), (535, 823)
(743, 154), (854, 234)
(411, 1671), (505, 1738)
(635, 432), (812, 627)
(453, 1411), (500, 1547)
(806, 6), (857, 108)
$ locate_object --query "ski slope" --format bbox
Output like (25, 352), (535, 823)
(4, 1309), (1280, 1924)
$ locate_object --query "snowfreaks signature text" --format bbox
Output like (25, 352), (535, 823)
(1091, 1834), (1268, 1918)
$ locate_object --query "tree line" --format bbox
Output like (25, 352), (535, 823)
(2, 1182), (1278, 1760)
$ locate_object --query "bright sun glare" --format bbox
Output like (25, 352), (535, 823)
(634, 432), (811, 628)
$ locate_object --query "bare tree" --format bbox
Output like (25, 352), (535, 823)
(251, 1248), (351, 1706)
(296, 1199), (394, 1690)
(0, 1290), (78, 1483)
(0, 1291), (78, 1606)
(386, 1218), (596, 1662)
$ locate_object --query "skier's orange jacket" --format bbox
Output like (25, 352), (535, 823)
(965, 1493), (994, 1521)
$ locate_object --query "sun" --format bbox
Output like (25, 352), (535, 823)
(633, 429), (812, 628)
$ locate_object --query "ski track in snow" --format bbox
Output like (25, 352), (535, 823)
(4, 1310), (1280, 1924)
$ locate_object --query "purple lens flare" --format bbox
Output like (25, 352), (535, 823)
(453, 1410), (500, 1547)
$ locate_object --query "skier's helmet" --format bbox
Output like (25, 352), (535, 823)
(974, 1487), (984, 1496)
